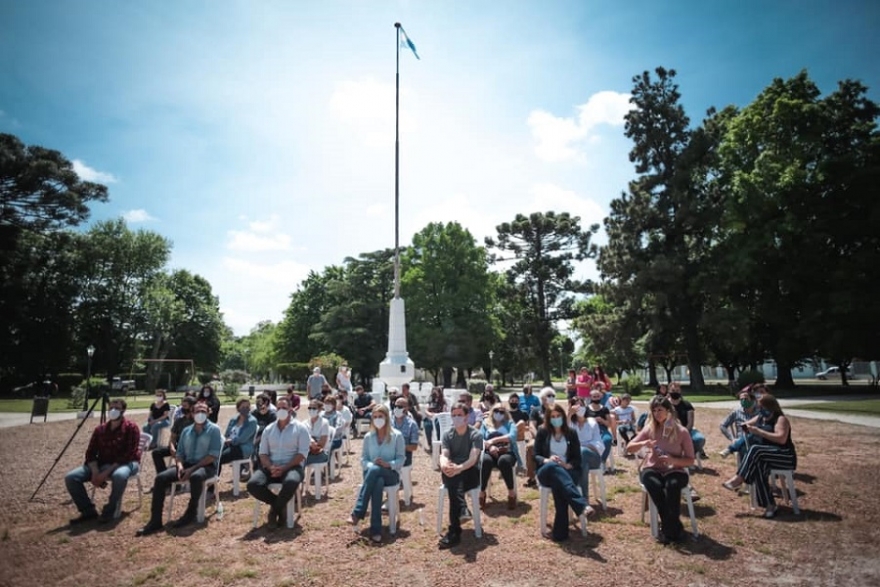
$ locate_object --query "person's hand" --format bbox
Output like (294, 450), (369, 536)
(643, 439), (657, 450)
(550, 455), (562, 464)
(179, 467), (192, 482)
(375, 458), (386, 468)
(269, 465), (284, 477)
(91, 470), (108, 487)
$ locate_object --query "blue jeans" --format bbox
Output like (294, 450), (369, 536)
(599, 429), (613, 463)
(423, 418), (435, 444)
(578, 448), (602, 502)
(353, 464), (399, 535)
(144, 419), (170, 447)
(537, 461), (587, 541)
(690, 429), (706, 454)
(305, 452), (329, 466)
(65, 462), (140, 516)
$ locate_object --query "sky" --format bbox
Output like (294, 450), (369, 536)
(2, 0), (878, 335)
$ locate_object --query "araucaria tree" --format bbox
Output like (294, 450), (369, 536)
(486, 211), (597, 386)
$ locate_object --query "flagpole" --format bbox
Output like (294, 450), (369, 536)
(393, 22), (401, 299)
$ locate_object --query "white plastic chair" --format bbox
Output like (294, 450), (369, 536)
(640, 481), (699, 539)
(436, 484), (482, 538)
(750, 469), (800, 514)
(372, 380), (386, 404)
(167, 468), (221, 524)
(251, 483), (301, 529)
(537, 480), (587, 538)
(231, 427), (260, 497)
(399, 465), (413, 506)
(356, 481), (401, 535)
(589, 464), (608, 511)
(303, 458), (331, 500)
(431, 413), (454, 470)
(89, 432), (151, 519)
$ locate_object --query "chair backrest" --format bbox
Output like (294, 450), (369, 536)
(435, 412), (453, 440)
(372, 380), (386, 403)
(138, 433), (152, 462)
(443, 388), (462, 410)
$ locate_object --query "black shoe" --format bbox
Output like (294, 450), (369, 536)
(460, 507), (472, 521)
(69, 511), (98, 525)
(524, 479), (537, 488)
(611, 438), (618, 446)
(438, 532), (461, 549)
(655, 531), (670, 545)
(171, 513), (196, 528)
(136, 521), (164, 537)
(97, 509), (115, 524)
(699, 450), (708, 459)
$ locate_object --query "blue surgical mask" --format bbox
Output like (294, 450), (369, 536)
(550, 416), (564, 428)
(452, 415), (466, 427)
(759, 409), (772, 419)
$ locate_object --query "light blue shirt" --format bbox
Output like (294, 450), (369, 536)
(361, 428), (405, 473)
(259, 419), (311, 467)
(177, 421), (223, 469)
(392, 414), (420, 447)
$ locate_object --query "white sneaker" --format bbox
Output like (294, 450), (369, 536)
(718, 449), (731, 459)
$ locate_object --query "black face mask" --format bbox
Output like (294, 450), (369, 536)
(509, 403), (519, 409)
(670, 393), (682, 400)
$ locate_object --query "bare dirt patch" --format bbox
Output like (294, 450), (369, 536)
(0, 406), (878, 587)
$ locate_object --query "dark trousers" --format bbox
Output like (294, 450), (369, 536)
(480, 452), (516, 491)
(152, 447), (172, 474)
(738, 444), (797, 508)
(219, 445), (244, 475)
(247, 466), (304, 515)
(149, 463), (210, 525)
(641, 469), (688, 539)
(537, 462), (586, 540)
(442, 466), (480, 535)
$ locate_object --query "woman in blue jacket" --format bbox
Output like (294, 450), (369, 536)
(219, 398), (258, 474)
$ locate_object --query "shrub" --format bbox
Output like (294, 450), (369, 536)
(736, 369), (765, 390)
(219, 369), (247, 400)
(620, 375), (644, 396)
(467, 379), (487, 396)
(276, 363), (311, 384)
(56, 373), (83, 395)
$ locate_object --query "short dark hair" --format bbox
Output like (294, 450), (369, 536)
(450, 401), (469, 416)
(236, 398), (250, 410)
(110, 397), (128, 411)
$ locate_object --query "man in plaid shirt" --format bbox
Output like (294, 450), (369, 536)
(65, 398), (142, 524)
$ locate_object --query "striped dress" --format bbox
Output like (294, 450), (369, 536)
(737, 413), (797, 508)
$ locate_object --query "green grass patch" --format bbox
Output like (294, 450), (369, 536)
(0, 393), (240, 413)
(132, 565), (167, 586)
(793, 399), (880, 416)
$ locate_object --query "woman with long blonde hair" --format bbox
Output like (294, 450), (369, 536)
(627, 395), (695, 544)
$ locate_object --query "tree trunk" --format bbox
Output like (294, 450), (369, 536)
(455, 368), (467, 388)
(442, 366), (453, 389)
(682, 319), (706, 391)
(774, 360), (795, 389)
(648, 359), (659, 387)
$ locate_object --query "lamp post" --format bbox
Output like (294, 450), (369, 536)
(488, 350), (494, 385)
(84, 345), (95, 411)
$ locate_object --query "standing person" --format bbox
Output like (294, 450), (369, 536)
(219, 398), (258, 475)
(669, 383), (707, 459)
(721, 393), (797, 518)
(306, 367), (329, 401)
(137, 402), (223, 535)
(534, 403), (589, 542)
(565, 369), (578, 400)
(143, 389), (171, 449)
(65, 398), (142, 524)
(152, 397), (196, 474)
(591, 366), (612, 393)
(247, 397), (310, 528)
(626, 395), (695, 544)
(348, 405), (405, 543)
(480, 405), (518, 510)
(438, 402), (483, 549)
(200, 385), (221, 424)
(336, 365), (353, 394)
(423, 386), (448, 448)
(575, 367), (593, 399)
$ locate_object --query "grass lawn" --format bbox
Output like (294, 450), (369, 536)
(0, 393), (240, 413)
(794, 399), (880, 416)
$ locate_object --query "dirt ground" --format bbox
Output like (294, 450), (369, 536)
(1, 405), (878, 587)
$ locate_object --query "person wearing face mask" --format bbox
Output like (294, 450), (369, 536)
(568, 398), (602, 511)
(400, 383), (422, 427)
(534, 402), (589, 542)
(348, 404), (405, 543)
(424, 386), (448, 449)
(458, 392), (484, 430)
(392, 397), (420, 468)
(721, 393), (797, 519)
(65, 398), (142, 524)
(246, 397), (311, 528)
(323, 396), (345, 452)
(304, 399), (330, 467)
(585, 389), (614, 467)
(438, 402), (483, 548)
(352, 385), (377, 437)
(479, 405), (518, 510)
(143, 389), (171, 450)
(518, 385), (540, 414)
(152, 397), (196, 475)
(137, 401), (223, 536)
(335, 393), (353, 450)
(524, 387), (557, 488)
(668, 383), (707, 460)
(718, 387), (760, 459)
(219, 398), (258, 476)
(200, 385), (221, 424)
(627, 395), (695, 544)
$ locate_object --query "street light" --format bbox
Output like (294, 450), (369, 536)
(488, 350), (494, 385)
(84, 345), (95, 411)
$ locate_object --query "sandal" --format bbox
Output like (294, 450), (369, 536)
(722, 479), (742, 492)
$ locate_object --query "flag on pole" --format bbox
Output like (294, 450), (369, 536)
(399, 25), (420, 60)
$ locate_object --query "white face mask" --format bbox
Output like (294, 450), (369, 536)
(393, 407), (405, 418)
(373, 417), (386, 429)
(324, 404), (334, 413)
(308, 408), (319, 418)
(155, 396), (163, 403)
(202, 391), (210, 398)
(276, 409), (290, 421)
(107, 408), (121, 421)
(493, 412), (505, 423)
(451, 415), (466, 428)
(193, 412), (208, 424)
(576, 406), (586, 418)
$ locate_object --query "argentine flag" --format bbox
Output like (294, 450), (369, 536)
(399, 25), (420, 60)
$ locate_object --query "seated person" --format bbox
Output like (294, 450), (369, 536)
(424, 386), (448, 447)
(507, 394), (528, 444)
(305, 399), (330, 466)
(352, 385), (376, 436)
(479, 384), (499, 412)
(335, 393), (353, 445)
(400, 382), (422, 428)
(438, 402), (483, 549)
(585, 388), (614, 466)
(392, 396), (420, 468)
(284, 386), (301, 413)
(137, 401), (222, 536)
(200, 385), (222, 424)
(65, 398), (142, 524)
(458, 392), (483, 430)
(322, 395), (344, 451)
(172, 391), (198, 421)
(247, 397), (310, 527)
(219, 398), (258, 475)
(348, 405), (405, 543)
(669, 383), (706, 458)
(722, 393), (797, 519)
(252, 393), (278, 442)
(534, 402), (589, 542)
(627, 395), (695, 543)
(480, 405), (518, 510)
(143, 389), (171, 449)
(153, 397), (196, 474)
(612, 393), (637, 445)
(518, 385), (541, 415)
(568, 397), (602, 508)
(524, 387), (556, 488)
(718, 387), (759, 458)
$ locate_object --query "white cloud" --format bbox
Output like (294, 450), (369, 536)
(122, 208), (156, 223)
(529, 183), (606, 228)
(221, 257), (311, 289)
(247, 214), (281, 233)
(72, 159), (118, 183)
(528, 91), (632, 162)
(226, 230), (291, 252)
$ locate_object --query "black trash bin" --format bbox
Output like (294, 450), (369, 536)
(248, 385), (255, 397)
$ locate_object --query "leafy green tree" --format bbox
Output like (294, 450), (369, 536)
(275, 269), (339, 365)
(486, 211), (598, 386)
(402, 222), (499, 388)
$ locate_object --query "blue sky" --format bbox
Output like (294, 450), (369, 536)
(2, 0), (878, 335)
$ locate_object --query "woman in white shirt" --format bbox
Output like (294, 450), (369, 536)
(568, 398), (602, 511)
